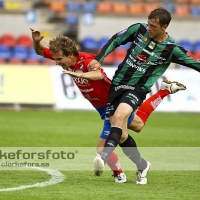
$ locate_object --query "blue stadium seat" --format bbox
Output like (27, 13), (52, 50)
(163, 5), (175, 14)
(98, 37), (110, 49)
(65, 15), (78, 25)
(190, 7), (200, 17)
(12, 46), (28, 60)
(193, 40), (200, 51)
(66, 2), (81, 12)
(178, 39), (193, 52)
(0, 45), (12, 60)
(0, 1), (3, 9)
(28, 47), (44, 61)
(82, 36), (98, 50)
(82, 2), (97, 13)
(160, 0), (174, 3)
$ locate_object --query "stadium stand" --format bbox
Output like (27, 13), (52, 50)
(1, 0), (200, 66)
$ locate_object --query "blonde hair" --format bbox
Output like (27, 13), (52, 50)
(49, 35), (78, 56)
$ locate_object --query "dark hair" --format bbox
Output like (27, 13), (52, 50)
(148, 7), (172, 26)
(49, 35), (78, 56)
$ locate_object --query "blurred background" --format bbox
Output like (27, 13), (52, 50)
(0, 0), (200, 111)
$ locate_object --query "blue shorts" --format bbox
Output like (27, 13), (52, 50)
(94, 106), (135, 139)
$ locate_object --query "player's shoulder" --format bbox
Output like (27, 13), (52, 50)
(78, 52), (96, 60)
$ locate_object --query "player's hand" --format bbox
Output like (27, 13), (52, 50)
(62, 70), (81, 78)
(30, 28), (44, 42)
(87, 59), (101, 71)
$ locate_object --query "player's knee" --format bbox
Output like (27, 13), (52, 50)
(128, 123), (144, 133)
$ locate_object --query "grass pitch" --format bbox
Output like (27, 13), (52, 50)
(0, 110), (199, 200)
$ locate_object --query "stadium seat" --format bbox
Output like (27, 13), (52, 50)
(175, 0), (190, 3)
(174, 5), (190, 17)
(16, 34), (32, 48)
(163, 5), (175, 14)
(0, 1), (3, 9)
(12, 46), (28, 60)
(0, 58), (6, 64)
(65, 15), (78, 25)
(8, 58), (23, 65)
(28, 47), (44, 61)
(82, 2), (97, 13)
(82, 36), (98, 51)
(25, 58), (40, 65)
(66, 2), (81, 12)
(0, 33), (16, 47)
(112, 2), (128, 14)
(191, 0), (200, 3)
(98, 37), (110, 49)
(178, 39), (193, 52)
(49, 1), (66, 12)
(160, 0), (174, 3)
(144, 4), (160, 15)
(128, 3), (143, 15)
(193, 40), (200, 51)
(190, 6), (200, 17)
(0, 45), (12, 60)
(97, 2), (113, 13)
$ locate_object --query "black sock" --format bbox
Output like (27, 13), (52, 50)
(101, 127), (122, 163)
(119, 134), (147, 171)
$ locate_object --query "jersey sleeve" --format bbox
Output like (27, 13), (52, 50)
(43, 47), (54, 60)
(172, 46), (200, 72)
(95, 23), (141, 63)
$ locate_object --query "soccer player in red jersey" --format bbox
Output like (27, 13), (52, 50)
(30, 28), (186, 183)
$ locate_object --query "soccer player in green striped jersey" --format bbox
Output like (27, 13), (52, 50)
(91, 7), (200, 184)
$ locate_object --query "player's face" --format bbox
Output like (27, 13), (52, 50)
(147, 18), (165, 41)
(52, 50), (74, 69)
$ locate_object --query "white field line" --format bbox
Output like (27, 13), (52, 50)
(0, 167), (65, 192)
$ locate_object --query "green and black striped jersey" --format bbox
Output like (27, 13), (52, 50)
(95, 23), (200, 93)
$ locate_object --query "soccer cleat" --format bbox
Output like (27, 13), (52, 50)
(161, 80), (186, 94)
(113, 172), (127, 183)
(93, 154), (104, 176)
(136, 161), (151, 184)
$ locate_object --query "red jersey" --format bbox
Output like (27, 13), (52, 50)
(43, 48), (111, 106)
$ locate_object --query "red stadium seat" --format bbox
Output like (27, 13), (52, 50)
(25, 58), (40, 65)
(16, 34), (33, 48)
(9, 58), (23, 65)
(0, 33), (16, 47)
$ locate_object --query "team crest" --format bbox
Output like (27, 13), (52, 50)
(148, 41), (156, 49)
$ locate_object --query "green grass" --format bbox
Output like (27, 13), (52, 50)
(0, 110), (199, 199)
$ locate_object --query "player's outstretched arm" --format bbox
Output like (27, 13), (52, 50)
(62, 70), (103, 80)
(30, 28), (45, 56)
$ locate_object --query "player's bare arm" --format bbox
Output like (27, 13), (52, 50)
(30, 28), (45, 56)
(87, 59), (101, 71)
(62, 70), (103, 80)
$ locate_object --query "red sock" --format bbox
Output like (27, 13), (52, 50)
(106, 152), (123, 174)
(136, 89), (169, 124)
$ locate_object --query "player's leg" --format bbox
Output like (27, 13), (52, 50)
(128, 80), (187, 131)
(94, 87), (150, 184)
(94, 118), (127, 183)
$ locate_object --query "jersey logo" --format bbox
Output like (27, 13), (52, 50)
(148, 41), (156, 49)
(136, 53), (147, 62)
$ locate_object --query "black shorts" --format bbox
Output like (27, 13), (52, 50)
(106, 84), (147, 117)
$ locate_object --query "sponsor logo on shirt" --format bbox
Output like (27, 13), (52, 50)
(117, 28), (128, 36)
